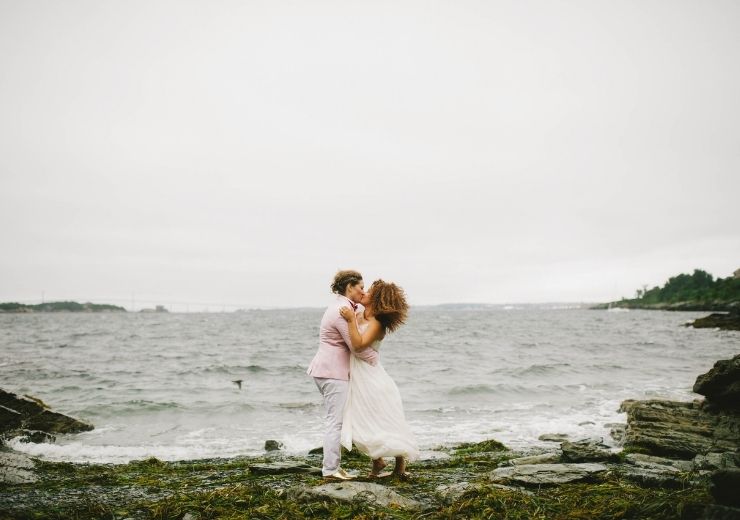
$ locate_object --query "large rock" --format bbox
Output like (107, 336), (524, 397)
(691, 313), (740, 332)
(290, 481), (422, 510)
(616, 454), (693, 488)
(624, 453), (694, 472)
(490, 463), (608, 486)
(620, 399), (740, 458)
(0, 389), (93, 441)
(0, 451), (38, 484)
(560, 439), (615, 463)
(710, 469), (740, 508)
(693, 355), (740, 409)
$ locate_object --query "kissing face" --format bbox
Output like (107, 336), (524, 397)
(359, 288), (372, 307)
(346, 281), (365, 304)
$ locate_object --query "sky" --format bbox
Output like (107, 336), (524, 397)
(1, 0), (739, 310)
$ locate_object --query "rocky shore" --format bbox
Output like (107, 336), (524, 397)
(689, 310), (740, 331)
(1, 356), (739, 519)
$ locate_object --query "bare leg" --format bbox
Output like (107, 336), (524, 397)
(392, 456), (407, 478)
(371, 458), (387, 475)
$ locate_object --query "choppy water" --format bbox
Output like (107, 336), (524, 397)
(1, 306), (737, 463)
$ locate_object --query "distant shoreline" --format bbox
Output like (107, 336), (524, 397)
(0, 301), (127, 313)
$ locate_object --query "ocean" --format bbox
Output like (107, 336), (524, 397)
(1, 306), (737, 464)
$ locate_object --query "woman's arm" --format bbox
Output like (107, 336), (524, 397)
(339, 307), (383, 349)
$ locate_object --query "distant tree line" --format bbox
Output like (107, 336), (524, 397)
(626, 269), (740, 304)
(0, 301), (126, 312)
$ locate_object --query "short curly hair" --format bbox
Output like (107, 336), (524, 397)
(366, 279), (408, 333)
(331, 269), (363, 295)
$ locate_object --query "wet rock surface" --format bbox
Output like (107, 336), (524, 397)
(0, 451), (37, 484)
(561, 439), (616, 463)
(0, 389), (93, 443)
(694, 355), (740, 408)
(490, 463), (608, 486)
(290, 481), (422, 510)
(690, 311), (740, 331)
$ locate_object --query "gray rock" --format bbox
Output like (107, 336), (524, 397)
(0, 451), (38, 484)
(490, 463), (608, 486)
(435, 481), (476, 503)
(308, 446), (323, 455)
(694, 355), (740, 409)
(291, 481), (421, 510)
(620, 399), (740, 458)
(561, 439), (614, 462)
(694, 452), (740, 471)
(615, 463), (684, 489)
(264, 440), (284, 451)
(539, 433), (569, 442)
(508, 453), (561, 466)
(625, 453), (694, 472)
(249, 461), (321, 475)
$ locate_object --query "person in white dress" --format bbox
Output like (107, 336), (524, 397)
(338, 279), (419, 479)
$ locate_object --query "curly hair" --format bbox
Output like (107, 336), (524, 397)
(331, 269), (363, 295)
(366, 279), (408, 333)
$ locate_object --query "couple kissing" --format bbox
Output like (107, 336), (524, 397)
(307, 269), (419, 480)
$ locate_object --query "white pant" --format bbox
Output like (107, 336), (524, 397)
(314, 377), (349, 476)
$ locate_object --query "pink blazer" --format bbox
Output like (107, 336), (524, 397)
(307, 295), (378, 380)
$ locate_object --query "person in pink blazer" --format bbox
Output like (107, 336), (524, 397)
(307, 269), (378, 480)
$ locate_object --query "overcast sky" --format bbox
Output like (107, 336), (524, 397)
(1, 0), (738, 310)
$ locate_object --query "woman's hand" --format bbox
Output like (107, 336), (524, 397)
(339, 306), (356, 322)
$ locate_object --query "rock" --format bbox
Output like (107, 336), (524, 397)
(248, 461), (321, 475)
(700, 504), (740, 520)
(0, 405), (23, 432)
(539, 433), (569, 442)
(691, 313), (740, 332)
(620, 399), (740, 458)
(693, 355), (740, 409)
(308, 446), (323, 455)
(182, 514), (199, 520)
(560, 439), (615, 462)
(490, 463), (608, 486)
(0, 451), (38, 484)
(0, 389), (93, 439)
(264, 440), (284, 451)
(508, 453), (561, 466)
(710, 469), (740, 508)
(18, 430), (56, 444)
(615, 456), (686, 488)
(578, 421), (596, 426)
(607, 423), (627, 444)
(290, 481), (422, 510)
(624, 453), (694, 472)
(694, 452), (740, 471)
(435, 481), (477, 503)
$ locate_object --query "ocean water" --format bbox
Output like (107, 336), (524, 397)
(1, 306), (737, 464)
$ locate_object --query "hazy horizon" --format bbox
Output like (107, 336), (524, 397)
(2, 1), (739, 309)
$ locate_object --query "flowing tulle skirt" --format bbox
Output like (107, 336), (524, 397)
(341, 355), (419, 461)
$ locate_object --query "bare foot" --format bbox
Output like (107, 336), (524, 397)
(370, 458), (388, 476)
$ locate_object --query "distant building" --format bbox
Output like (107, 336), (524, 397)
(139, 305), (169, 313)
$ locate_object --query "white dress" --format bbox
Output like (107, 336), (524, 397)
(340, 322), (419, 461)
